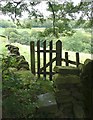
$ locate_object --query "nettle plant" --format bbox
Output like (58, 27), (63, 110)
(2, 55), (53, 118)
(2, 55), (36, 118)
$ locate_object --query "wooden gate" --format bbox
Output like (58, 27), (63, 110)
(30, 40), (80, 80)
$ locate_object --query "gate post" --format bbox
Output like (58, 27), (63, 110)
(49, 40), (53, 80)
(76, 52), (79, 67)
(43, 40), (46, 79)
(30, 41), (35, 75)
(65, 52), (69, 66)
(56, 40), (62, 66)
(37, 40), (40, 78)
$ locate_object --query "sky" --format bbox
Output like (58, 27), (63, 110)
(0, 0), (81, 20)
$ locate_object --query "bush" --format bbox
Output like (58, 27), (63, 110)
(63, 31), (91, 53)
(19, 31), (31, 45)
(3, 29), (31, 45)
(2, 55), (54, 118)
(21, 19), (32, 29)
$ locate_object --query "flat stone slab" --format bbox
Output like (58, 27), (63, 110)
(37, 93), (58, 112)
(37, 93), (57, 107)
(54, 66), (80, 75)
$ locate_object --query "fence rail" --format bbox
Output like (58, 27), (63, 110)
(30, 40), (81, 80)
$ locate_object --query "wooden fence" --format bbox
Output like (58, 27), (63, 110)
(30, 40), (81, 80)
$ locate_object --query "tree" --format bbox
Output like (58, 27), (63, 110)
(0, 0), (92, 35)
(73, 1), (93, 28)
(0, 0), (43, 24)
(47, 0), (92, 36)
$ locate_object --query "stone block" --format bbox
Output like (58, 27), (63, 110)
(72, 99), (84, 107)
(61, 95), (73, 103)
(54, 66), (80, 75)
(73, 103), (85, 118)
(61, 103), (72, 109)
(56, 89), (71, 96)
(56, 94), (73, 104)
(62, 110), (74, 118)
(55, 83), (79, 90)
(37, 93), (58, 113)
(53, 74), (81, 85)
(71, 90), (84, 101)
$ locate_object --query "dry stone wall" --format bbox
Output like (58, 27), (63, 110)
(5, 44), (29, 70)
(80, 59), (93, 119)
(53, 66), (85, 118)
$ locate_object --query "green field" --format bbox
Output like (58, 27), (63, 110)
(0, 27), (92, 70)
(0, 37), (92, 69)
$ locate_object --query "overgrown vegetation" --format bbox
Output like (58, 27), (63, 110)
(2, 55), (53, 118)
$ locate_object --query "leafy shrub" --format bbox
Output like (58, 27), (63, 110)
(2, 55), (54, 118)
(19, 31), (31, 44)
(43, 27), (59, 38)
(3, 29), (31, 45)
(55, 20), (75, 36)
(2, 71), (37, 118)
(63, 31), (91, 53)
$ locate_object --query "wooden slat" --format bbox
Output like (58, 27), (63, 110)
(56, 40), (62, 66)
(35, 50), (56, 53)
(76, 52), (79, 67)
(37, 72), (56, 75)
(49, 41), (53, 80)
(30, 41), (35, 75)
(65, 52), (69, 66)
(40, 57), (56, 72)
(43, 40), (46, 79)
(37, 40), (40, 78)
(30, 40), (81, 81)
(62, 58), (82, 65)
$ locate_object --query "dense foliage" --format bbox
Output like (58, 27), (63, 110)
(2, 27), (92, 53)
(62, 30), (92, 53)
(0, 0), (92, 36)
(2, 55), (53, 118)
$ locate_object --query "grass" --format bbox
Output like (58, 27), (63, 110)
(0, 36), (8, 55)
(0, 28), (6, 36)
(0, 34), (92, 81)
(1, 38), (92, 64)
(0, 27), (92, 69)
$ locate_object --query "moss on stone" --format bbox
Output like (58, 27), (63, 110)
(54, 66), (80, 75)
(53, 74), (81, 84)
